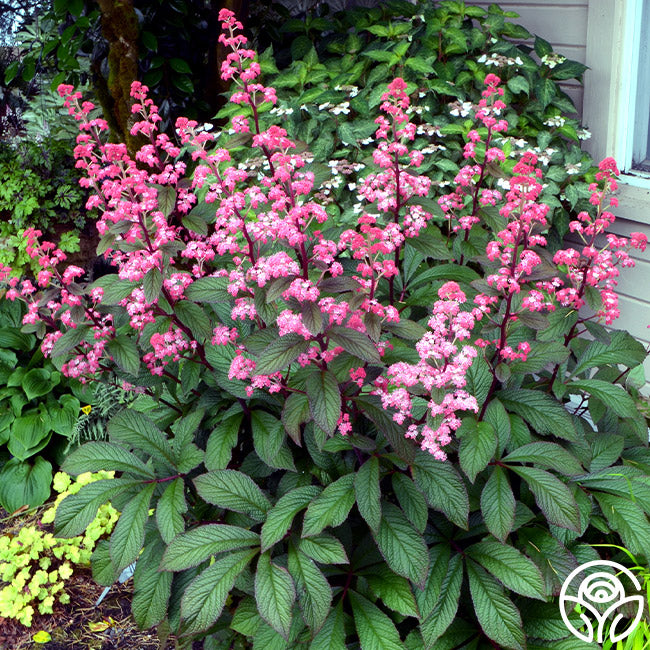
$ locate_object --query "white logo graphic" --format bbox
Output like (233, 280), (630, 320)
(560, 560), (644, 643)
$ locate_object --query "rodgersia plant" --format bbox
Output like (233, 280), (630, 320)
(3, 8), (650, 649)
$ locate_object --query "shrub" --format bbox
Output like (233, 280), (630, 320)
(2, 8), (649, 649)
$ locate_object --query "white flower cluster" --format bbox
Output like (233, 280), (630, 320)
(540, 53), (566, 69)
(477, 53), (523, 67)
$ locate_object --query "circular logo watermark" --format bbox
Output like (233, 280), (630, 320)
(560, 560), (645, 643)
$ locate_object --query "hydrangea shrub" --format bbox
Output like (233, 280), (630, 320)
(1, 8), (649, 649)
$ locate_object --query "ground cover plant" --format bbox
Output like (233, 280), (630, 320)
(1, 6), (650, 650)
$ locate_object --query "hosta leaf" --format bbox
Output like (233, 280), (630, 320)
(466, 562), (525, 650)
(194, 470), (271, 521)
(302, 474), (355, 537)
(288, 545), (332, 632)
(373, 502), (429, 588)
(21, 368), (52, 400)
(354, 456), (381, 531)
(306, 369), (341, 436)
(510, 466), (580, 531)
(110, 482), (156, 574)
(480, 466), (516, 542)
(261, 486), (321, 552)
(61, 441), (155, 479)
(498, 389), (577, 441)
(156, 478), (187, 543)
(181, 548), (257, 634)
(457, 418), (497, 483)
(160, 524), (259, 571)
(467, 540), (545, 600)
(349, 591), (404, 650)
(255, 551), (296, 639)
(411, 451), (469, 529)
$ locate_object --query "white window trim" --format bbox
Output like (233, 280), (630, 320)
(584, 0), (650, 204)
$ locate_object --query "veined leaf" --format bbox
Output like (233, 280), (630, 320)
(61, 441), (155, 479)
(306, 370), (341, 436)
(107, 336), (140, 376)
(156, 478), (187, 543)
(309, 601), (346, 650)
(594, 492), (650, 559)
(181, 548), (258, 634)
(457, 418), (497, 483)
(261, 486), (321, 552)
(354, 456), (381, 531)
(572, 330), (646, 376)
(288, 544), (332, 632)
(160, 524), (259, 571)
(110, 482), (156, 574)
(327, 326), (380, 363)
(255, 333), (311, 375)
(363, 564), (418, 618)
(349, 591), (404, 650)
(502, 442), (583, 476)
(466, 562), (525, 650)
(282, 392), (311, 446)
(132, 542), (172, 629)
(194, 470), (271, 521)
(411, 451), (469, 529)
(302, 474), (355, 537)
(510, 466), (580, 531)
(143, 267), (163, 304)
(255, 551), (296, 639)
(480, 466), (516, 542)
(392, 473), (427, 534)
(205, 414), (242, 471)
(569, 379), (638, 418)
(467, 540), (545, 600)
(299, 534), (348, 565)
(373, 502), (429, 588)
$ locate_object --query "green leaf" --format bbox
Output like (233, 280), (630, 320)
(61, 441), (155, 478)
(506, 75), (529, 95)
(302, 473), (355, 537)
(569, 379), (637, 418)
(21, 369), (51, 400)
(498, 389), (577, 441)
(348, 591), (404, 650)
(594, 492), (650, 558)
(184, 276), (230, 302)
(110, 482), (156, 574)
(181, 548), (257, 634)
(156, 478), (187, 544)
(54, 478), (139, 538)
(364, 564), (418, 618)
(510, 466), (580, 531)
(282, 392), (311, 446)
(299, 535), (348, 565)
(255, 333), (311, 374)
(467, 540), (545, 600)
(231, 597), (262, 636)
(161, 524), (260, 571)
(156, 185), (177, 217)
(251, 410), (295, 470)
(466, 562), (525, 650)
(174, 300), (213, 342)
(354, 456), (381, 531)
(261, 486), (321, 552)
(108, 409), (176, 469)
(0, 457), (52, 512)
(305, 370), (341, 436)
(107, 335), (140, 376)
(194, 470), (271, 521)
(572, 330), (646, 376)
(411, 451), (469, 529)
(169, 57), (192, 73)
(9, 412), (51, 460)
(327, 326), (380, 363)
(205, 414), (242, 470)
(288, 544), (332, 632)
(90, 276), (135, 305)
(310, 601), (346, 650)
(50, 326), (89, 357)
(480, 466), (515, 543)
(502, 442), (583, 476)
(132, 543), (172, 629)
(392, 473), (427, 533)
(373, 502), (429, 588)
(457, 418), (496, 483)
(417, 546), (462, 646)
(255, 551), (296, 639)
(143, 267), (163, 304)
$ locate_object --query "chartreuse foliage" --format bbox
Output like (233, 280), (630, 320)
(2, 4), (648, 650)
(0, 471), (118, 627)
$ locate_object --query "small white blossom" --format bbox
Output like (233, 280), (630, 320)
(577, 128), (591, 140)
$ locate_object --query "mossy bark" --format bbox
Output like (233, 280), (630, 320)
(95, 0), (140, 151)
